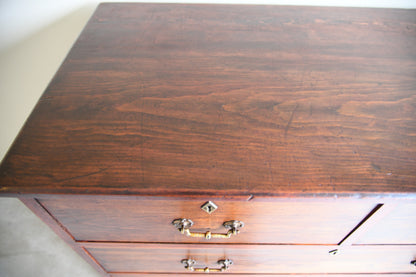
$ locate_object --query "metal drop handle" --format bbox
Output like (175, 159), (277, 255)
(172, 218), (244, 240)
(181, 258), (233, 273)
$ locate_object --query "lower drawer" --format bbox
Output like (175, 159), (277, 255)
(83, 243), (416, 274)
(111, 273), (410, 277)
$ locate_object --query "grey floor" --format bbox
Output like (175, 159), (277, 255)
(0, 5), (102, 277)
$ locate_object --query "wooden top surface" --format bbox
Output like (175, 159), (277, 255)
(0, 3), (415, 197)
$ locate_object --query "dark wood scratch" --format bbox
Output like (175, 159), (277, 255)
(268, 161), (274, 183)
(55, 168), (108, 183)
(284, 104), (299, 138)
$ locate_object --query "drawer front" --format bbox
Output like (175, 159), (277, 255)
(39, 197), (376, 244)
(356, 202), (416, 244)
(85, 243), (416, 274)
(110, 275), (413, 277)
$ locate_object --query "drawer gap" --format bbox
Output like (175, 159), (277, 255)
(337, 203), (383, 247)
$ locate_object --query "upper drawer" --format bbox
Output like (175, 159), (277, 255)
(39, 197), (376, 244)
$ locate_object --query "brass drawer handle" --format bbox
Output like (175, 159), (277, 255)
(181, 258), (233, 273)
(172, 218), (244, 240)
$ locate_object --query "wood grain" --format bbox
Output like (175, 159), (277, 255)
(84, 243), (416, 274)
(0, 4), (415, 197)
(39, 197), (377, 244)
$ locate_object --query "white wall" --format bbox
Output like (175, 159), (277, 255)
(1, 0), (415, 51)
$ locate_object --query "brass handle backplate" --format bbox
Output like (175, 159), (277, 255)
(172, 218), (244, 240)
(181, 258), (233, 273)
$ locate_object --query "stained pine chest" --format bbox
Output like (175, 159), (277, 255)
(0, 3), (415, 276)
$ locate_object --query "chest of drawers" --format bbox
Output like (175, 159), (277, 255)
(0, 3), (415, 276)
